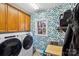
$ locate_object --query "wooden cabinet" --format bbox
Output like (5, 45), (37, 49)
(19, 12), (31, 32)
(25, 15), (30, 31)
(7, 5), (19, 32)
(0, 3), (30, 32)
(19, 11), (25, 31)
(0, 4), (7, 32)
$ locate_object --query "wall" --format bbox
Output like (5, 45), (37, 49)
(31, 3), (76, 50)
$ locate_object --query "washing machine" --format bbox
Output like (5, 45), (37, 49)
(0, 33), (22, 56)
(0, 32), (33, 56)
(18, 32), (33, 56)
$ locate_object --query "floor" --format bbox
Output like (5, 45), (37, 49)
(33, 51), (41, 56)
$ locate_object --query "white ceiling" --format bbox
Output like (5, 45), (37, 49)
(9, 3), (61, 15)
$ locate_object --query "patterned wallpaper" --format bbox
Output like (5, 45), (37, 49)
(31, 3), (76, 50)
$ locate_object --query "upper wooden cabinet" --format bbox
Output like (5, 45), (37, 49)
(0, 3), (31, 32)
(7, 5), (19, 32)
(19, 11), (31, 32)
(0, 4), (7, 32)
(25, 15), (31, 32)
(19, 11), (25, 31)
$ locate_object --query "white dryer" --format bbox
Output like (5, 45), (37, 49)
(18, 32), (33, 56)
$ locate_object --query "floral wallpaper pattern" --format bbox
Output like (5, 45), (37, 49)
(31, 3), (76, 50)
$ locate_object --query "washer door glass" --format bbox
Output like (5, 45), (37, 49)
(23, 35), (33, 50)
(0, 38), (22, 56)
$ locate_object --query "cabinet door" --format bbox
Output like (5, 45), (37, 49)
(19, 11), (25, 31)
(7, 5), (19, 32)
(0, 4), (6, 32)
(25, 15), (30, 32)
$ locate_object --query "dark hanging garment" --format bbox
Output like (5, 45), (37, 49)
(62, 24), (79, 56)
(60, 10), (72, 27)
(62, 3), (79, 56)
(62, 25), (73, 56)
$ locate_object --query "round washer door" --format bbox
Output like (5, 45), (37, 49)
(0, 38), (22, 56)
(23, 35), (33, 50)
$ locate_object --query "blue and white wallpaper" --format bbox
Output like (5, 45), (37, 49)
(31, 3), (76, 50)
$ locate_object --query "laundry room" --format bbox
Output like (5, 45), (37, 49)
(0, 3), (79, 56)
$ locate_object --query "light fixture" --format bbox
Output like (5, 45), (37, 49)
(29, 3), (39, 10)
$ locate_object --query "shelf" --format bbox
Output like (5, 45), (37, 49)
(57, 27), (67, 32)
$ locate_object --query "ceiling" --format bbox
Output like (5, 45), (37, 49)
(9, 3), (61, 15)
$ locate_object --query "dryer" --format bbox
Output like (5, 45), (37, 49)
(18, 32), (33, 56)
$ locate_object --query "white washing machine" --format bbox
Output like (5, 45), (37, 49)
(0, 32), (33, 56)
(0, 33), (22, 56)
